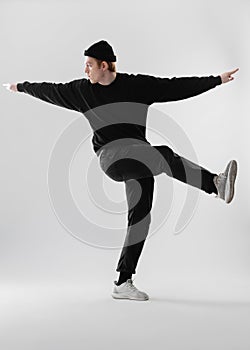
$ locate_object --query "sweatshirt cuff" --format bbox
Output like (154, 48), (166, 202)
(17, 83), (26, 92)
(215, 75), (222, 85)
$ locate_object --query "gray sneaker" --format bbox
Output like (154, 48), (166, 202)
(213, 160), (238, 204)
(111, 279), (149, 301)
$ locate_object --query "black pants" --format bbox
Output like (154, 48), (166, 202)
(98, 141), (218, 274)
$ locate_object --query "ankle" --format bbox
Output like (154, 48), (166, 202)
(117, 271), (132, 286)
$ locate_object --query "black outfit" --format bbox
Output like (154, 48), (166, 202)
(17, 72), (221, 275)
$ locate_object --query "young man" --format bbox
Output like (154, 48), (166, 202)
(4, 40), (238, 301)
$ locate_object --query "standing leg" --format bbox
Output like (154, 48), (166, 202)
(116, 175), (155, 276)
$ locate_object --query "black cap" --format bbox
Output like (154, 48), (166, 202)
(84, 40), (117, 62)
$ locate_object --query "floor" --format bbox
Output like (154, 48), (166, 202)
(1, 281), (250, 350)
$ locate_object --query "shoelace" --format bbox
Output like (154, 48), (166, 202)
(217, 173), (226, 182)
(214, 173), (227, 199)
(126, 279), (138, 291)
(215, 173), (226, 186)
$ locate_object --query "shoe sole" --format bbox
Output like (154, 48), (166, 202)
(225, 160), (237, 204)
(111, 293), (149, 301)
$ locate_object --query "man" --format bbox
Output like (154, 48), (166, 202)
(3, 40), (238, 301)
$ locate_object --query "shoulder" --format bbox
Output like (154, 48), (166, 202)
(71, 78), (88, 86)
(121, 72), (154, 79)
(58, 78), (87, 90)
(66, 78), (90, 92)
(120, 72), (157, 85)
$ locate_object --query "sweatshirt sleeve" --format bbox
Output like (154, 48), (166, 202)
(134, 74), (222, 104)
(16, 79), (82, 112)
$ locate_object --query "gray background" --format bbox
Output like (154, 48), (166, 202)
(1, 0), (250, 349)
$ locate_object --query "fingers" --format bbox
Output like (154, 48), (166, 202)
(229, 68), (239, 75)
(2, 83), (17, 92)
(220, 69), (239, 84)
(2, 83), (11, 90)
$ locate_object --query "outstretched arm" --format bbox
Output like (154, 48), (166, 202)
(3, 80), (82, 112)
(134, 68), (239, 104)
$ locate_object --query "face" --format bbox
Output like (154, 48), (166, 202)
(84, 57), (104, 84)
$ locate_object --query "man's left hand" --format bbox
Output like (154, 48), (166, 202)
(220, 68), (239, 84)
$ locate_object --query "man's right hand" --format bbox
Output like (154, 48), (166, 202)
(3, 83), (18, 92)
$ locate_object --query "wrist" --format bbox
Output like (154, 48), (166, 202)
(220, 75), (224, 84)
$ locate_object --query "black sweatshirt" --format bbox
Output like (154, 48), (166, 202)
(17, 72), (222, 155)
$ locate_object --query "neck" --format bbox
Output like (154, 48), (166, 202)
(98, 71), (117, 86)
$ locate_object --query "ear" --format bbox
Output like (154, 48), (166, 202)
(102, 61), (109, 71)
